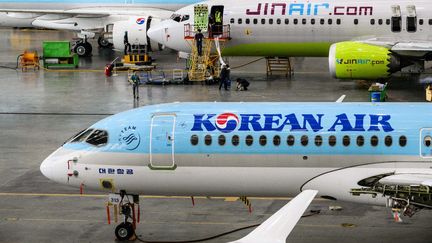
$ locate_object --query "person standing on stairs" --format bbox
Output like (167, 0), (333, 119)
(195, 29), (204, 56)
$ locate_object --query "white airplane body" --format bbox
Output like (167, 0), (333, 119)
(40, 102), (432, 239)
(148, 0), (432, 80)
(0, 0), (201, 56)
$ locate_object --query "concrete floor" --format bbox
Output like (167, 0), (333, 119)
(0, 28), (431, 243)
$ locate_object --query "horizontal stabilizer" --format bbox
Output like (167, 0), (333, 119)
(231, 190), (318, 243)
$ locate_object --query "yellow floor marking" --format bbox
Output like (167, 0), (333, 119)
(224, 197), (239, 202)
(0, 192), (327, 201)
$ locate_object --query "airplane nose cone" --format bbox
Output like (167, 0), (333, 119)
(40, 147), (71, 184)
(147, 24), (165, 46)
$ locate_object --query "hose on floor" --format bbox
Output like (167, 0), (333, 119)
(134, 209), (320, 243)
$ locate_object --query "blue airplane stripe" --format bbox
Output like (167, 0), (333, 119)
(62, 102), (432, 157)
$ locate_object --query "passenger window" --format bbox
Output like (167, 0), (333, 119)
(399, 135), (407, 147)
(329, 135), (336, 147)
(230, 18), (234, 24)
(191, 135), (199, 145)
(378, 19), (383, 25)
(273, 135), (281, 146)
(253, 19), (258, 24)
(386, 19), (391, 25)
(311, 19), (315, 25)
(259, 135), (267, 146)
(354, 19), (358, 25)
(343, 135), (350, 147)
(301, 135), (308, 146)
(71, 129), (94, 143)
(204, 135), (212, 146)
(370, 19), (375, 25)
(356, 136), (364, 147)
(328, 19), (332, 25)
(287, 135), (295, 146)
(246, 135), (253, 146)
(419, 19), (424, 25)
(218, 135), (226, 146)
(302, 19), (306, 25)
(285, 18), (289, 24)
(232, 135), (239, 146)
(315, 135), (322, 146)
(429, 19), (432, 25)
(385, 136), (392, 147)
(336, 19), (341, 25)
(246, 18), (250, 24)
(294, 19), (298, 25)
(269, 19), (273, 25)
(371, 135), (379, 147)
(320, 19), (325, 25)
(86, 130), (108, 146)
(276, 19), (281, 25)
(261, 19), (266, 24)
(238, 18), (242, 24)
(424, 136), (432, 147)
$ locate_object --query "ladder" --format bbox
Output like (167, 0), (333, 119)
(266, 57), (293, 77)
(188, 38), (213, 81)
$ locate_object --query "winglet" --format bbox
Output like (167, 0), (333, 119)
(336, 95), (346, 103)
(230, 190), (318, 243)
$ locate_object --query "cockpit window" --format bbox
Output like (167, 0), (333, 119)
(86, 130), (108, 146)
(181, 15), (190, 22)
(170, 14), (181, 22)
(70, 129), (94, 143)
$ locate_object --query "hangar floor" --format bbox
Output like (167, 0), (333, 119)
(0, 28), (431, 243)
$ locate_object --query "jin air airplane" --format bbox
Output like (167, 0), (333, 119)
(147, 0), (432, 80)
(40, 102), (432, 239)
(0, 0), (201, 56)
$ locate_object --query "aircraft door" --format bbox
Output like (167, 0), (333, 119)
(406, 5), (417, 32)
(420, 128), (432, 158)
(391, 5), (401, 32)
(210, 5), (224, 37)
(194, 4), (209, 32)
(150, 114), (176, 169)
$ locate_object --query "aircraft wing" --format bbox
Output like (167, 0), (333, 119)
(379, 174), (432, 187)
(357, 38), (432, 57)
(0, 7), (173, 19)
(230, 190), (318, 243)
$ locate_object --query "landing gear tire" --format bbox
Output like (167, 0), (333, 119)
(74, 42), (93, 57)
(115, 222), (134, 241)
(98, 36), (112, 48)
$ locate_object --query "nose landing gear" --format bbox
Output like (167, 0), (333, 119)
(109, 191), (140, 241)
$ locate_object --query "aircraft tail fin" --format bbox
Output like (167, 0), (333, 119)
(231, 190), (318, 243)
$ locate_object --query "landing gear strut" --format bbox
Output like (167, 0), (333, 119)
(115, 207), (135, 240)
(112, 191), (139, 241)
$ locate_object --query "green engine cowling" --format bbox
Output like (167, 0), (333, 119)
(329, 42), (400, 80)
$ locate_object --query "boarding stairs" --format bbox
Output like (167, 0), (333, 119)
(189, 38), (213, 81)
(184, 24), (231, 82)
(266, 57), (293, 77)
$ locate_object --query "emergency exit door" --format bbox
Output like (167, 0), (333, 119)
(210, 5), (224, 36)
(420, 128), (432, 158)
(150, 114), (176, 169)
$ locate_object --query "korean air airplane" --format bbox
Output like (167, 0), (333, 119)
(40, 102), (432, 239)
(0, 0), (201, 56)
(147, 0), (432, 80)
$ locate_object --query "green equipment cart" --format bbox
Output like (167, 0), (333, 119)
(43, 41), (79, 69)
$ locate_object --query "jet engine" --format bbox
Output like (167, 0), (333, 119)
(111, 16), (163, 52)
(329, 42), (401, 80)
